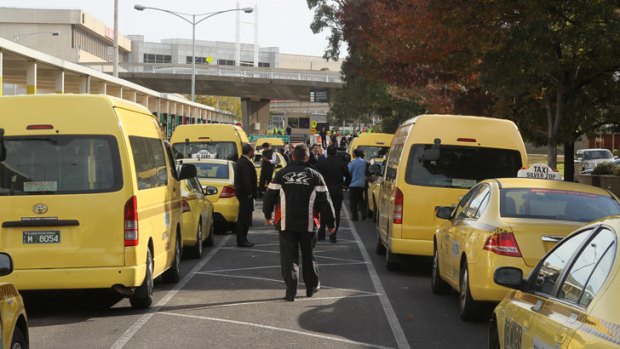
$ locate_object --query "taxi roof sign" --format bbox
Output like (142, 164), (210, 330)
(517, 163), (561, 180)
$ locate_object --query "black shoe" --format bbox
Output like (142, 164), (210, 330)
(306, 283), (320, 297)
(237, 241), (255, 247)
(284, 295), (295, 302)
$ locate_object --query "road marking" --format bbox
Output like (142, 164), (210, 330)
(109, 235), (231, 349)
(343, 209), (412, 349)
(196, 271), (379, 295)
(205, 261), (366, 273)
(220, 246), (366, 263)
(159, 311), (395, 349)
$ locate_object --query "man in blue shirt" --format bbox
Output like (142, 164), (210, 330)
(348, 149), (367, 221)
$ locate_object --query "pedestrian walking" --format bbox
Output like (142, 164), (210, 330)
(348, 149), (367, 221)
(330, 131), (337, 147)
(234, 143), (257, 247)
(306, 143), (325, 168)
(258, 142), (278, 197)
(286, 124), (292, 136)
(319, 127), (328, 149)
(316, 145), (351, 242)
(263, 144), (336, 301)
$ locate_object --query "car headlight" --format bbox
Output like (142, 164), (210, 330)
(585, 162), (595, 169)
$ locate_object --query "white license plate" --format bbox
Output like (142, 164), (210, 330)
(23, 231), (60, 244)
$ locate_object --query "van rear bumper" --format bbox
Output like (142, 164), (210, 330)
(389, 237), (433, 257)
(6, 264), (147, 290)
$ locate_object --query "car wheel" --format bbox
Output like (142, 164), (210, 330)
(459, 262), (484, 321)
(488, 316), (501, 349)
(385, 247), (400, 271)
(204, 219), (215, 247)
(376, 230), (386, 255)
(431, 244), (451, 294)
(10, 326), (27, 349)
(130, 249), (153, 309)
(189, 220), (203, 259)
(162, 233), (182, 283)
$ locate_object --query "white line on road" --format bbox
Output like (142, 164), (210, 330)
(109, 235), (231, 349)
(220, 246), (366, 263)
(159, 311), (395, 349)
(204, 261), (366, 273)
(343, 209), (412, 349)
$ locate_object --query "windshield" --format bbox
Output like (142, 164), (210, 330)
(173, 141), (238, 161)
(500, 188), (620, 222)
(193, 162), (230, 179)
(0, 136), (122, 195)
(405, 144), (522, 189)
(356, 146), (390, 160)
(582, 150), (613, 160)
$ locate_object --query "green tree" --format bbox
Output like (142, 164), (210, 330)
(196, 96), (242, 120)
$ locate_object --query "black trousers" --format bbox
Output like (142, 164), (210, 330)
(235, 196), (253, 244)
(349, 187), (366, 219)
(279, 230), (319, 297)
(318, 191), (343, 240)
(258, 165), (274, 194)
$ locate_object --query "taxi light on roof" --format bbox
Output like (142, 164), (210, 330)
(27, 124), (54, 130)
(457, 138), (477, 143)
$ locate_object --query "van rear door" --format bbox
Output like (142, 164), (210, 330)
(0, 135), (126, 269)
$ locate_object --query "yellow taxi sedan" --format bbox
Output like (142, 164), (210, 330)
(432, 177), (620, 321)
(179, 176), (214, 258)
(0, 253), (29, 349)
(181, 159), (239, 233)
(491, 215), (620, 349)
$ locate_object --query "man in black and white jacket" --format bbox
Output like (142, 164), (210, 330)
(263, 144), (335, 301)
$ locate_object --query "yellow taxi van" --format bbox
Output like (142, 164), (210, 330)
(170, 124), (250, 161)
(376, 114), (527, 270)
(0, 95), (196, 309)
(348, 133), (394, 161)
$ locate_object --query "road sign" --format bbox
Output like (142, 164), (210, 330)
(517, 163), (561, 180)
(310, 88), (330, 103)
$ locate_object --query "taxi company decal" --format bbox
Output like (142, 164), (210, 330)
(517, 163), (561, 180)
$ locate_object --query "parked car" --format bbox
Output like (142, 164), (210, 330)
(433, 177), (620, 321)
(179, 175), (215, 258)
(490, 216), (620, 349)
(575, 148), (614, 173)
(180, 159), (239, 233)
(171, 124), (250, 161)
(0, 252), (29, 349)
(580, 157), (620, 175)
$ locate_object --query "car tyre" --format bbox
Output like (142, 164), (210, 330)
(385, 247), (400, 271)
(189, 220), (203, 259)
(431, 244), (451, 294)
(459, 262), (484, 321)
(130, 249), (153, 309)
(488, 316), (501, 349)
(162, 233), (182, 283)
(11, 326), (27, 349)
(204, 219), (215, 247)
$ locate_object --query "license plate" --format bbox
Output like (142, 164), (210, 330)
(23, 231), (60, 244)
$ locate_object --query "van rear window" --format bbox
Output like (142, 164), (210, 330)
(173, 142), (238, 161)
(0, 136), (122, 195)
(405, 144), (522, 189)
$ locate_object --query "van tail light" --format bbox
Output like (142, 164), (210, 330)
(393, 187), (404, 224)
(483, 232), (522, 257)
(124, 196), (139, 247)
(182, 200), (191, 213)
(220, 186), (236, 199)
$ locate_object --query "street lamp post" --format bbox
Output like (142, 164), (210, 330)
(13, 31), (60, 42)
(134, 4), (253, 102)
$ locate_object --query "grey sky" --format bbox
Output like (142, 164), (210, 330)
(1, 0), (339, 58)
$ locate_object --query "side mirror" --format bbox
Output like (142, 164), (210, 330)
(435, 206), (454, 220)
(493, 267), (524, 290)
(204, 186), (218, 195)
(178, 164), (197, 180)
(368, 164), (382, 176)
(0, 253), (13, 277)
(0, 128), (6, 162)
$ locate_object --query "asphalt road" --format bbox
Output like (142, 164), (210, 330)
(24, 199), (488, 349)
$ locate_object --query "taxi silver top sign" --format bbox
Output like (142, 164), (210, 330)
(517, 163), (561, 180)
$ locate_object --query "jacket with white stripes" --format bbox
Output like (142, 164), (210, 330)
(263, 160), (335, 232)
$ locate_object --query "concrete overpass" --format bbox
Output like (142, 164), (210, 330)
(83, 62), (343, 134)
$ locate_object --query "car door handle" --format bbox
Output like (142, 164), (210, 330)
(554, 327), (569, 344)
(542, 235), (563, 242)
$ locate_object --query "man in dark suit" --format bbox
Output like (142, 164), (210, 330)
(307, 143), (325, 168)
(316, 145), (352, 242)
(234, 143), (257, 247)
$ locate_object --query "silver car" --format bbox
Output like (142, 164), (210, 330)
(575, 148), (614, 173)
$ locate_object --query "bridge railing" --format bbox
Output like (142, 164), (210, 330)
(82, 63), (342, 84)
